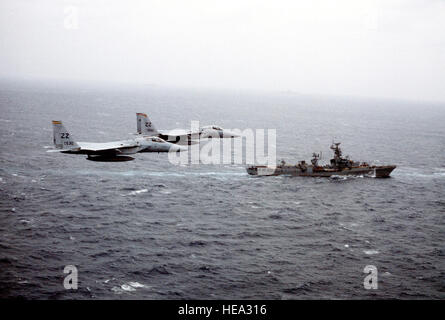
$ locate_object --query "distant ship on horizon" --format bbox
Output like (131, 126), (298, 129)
(247, 142), (396, 178)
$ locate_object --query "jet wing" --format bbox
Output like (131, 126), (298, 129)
(47, 148), (77, 153)
(159, 129), (200, 140)
(78, 141), (136, 151)
(158, 129), (201, 144)
(158, 129), (199, 137)
(75, 140), (141, 155)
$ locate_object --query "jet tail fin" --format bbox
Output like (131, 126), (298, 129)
(137, 113), (159, 136)
(52, 120), (79, 149)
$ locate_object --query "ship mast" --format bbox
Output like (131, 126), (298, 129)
(311, 152), (320, 167)
(329, 142), (352, 169)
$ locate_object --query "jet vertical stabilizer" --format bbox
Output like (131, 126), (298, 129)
(136, 113), (159, 136)
(52, 120), (79, 150)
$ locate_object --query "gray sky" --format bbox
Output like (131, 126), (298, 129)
(1, 0), (444, 101)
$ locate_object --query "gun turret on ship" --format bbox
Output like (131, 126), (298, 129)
(246, 142), (396, 178)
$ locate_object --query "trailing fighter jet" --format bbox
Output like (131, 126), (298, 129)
(136, 113), (239, 144)
(49, 120), (186, 160)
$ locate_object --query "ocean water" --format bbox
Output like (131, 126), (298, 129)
(0, 81), (444, 299)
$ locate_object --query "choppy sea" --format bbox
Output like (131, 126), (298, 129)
(0, 81), (444, 299)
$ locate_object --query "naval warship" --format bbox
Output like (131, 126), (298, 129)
(246, 142), (396, 178)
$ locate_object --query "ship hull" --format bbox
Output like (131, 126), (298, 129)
(246, 165), (396, 178)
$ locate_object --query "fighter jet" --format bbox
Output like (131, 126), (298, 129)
(48, 120), (186, 160)
(136, 113), (239, 144)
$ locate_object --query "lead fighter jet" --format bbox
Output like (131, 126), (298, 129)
(136, 113), (239, 144)
(49, 120), (186, 160)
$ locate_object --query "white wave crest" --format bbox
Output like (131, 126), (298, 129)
(127, 189), (148, 196)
